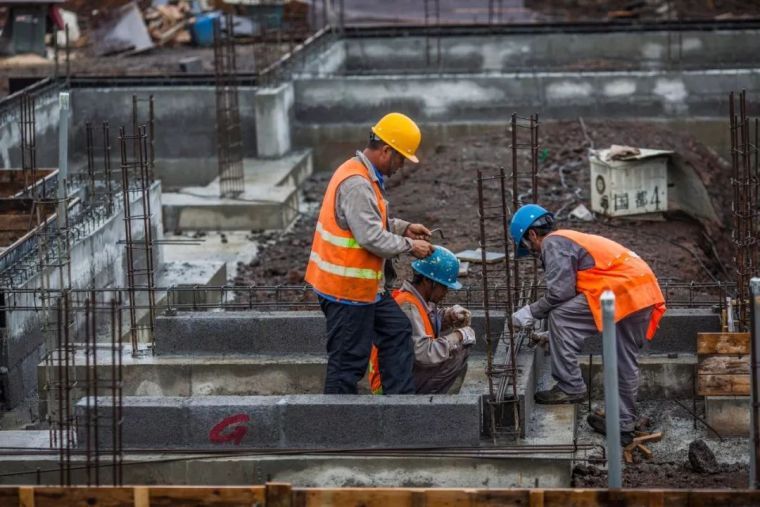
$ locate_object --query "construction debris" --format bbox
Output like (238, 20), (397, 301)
(91, 1), (154, 55)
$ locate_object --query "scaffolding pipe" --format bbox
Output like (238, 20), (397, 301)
(750, 277), (760, 488)
(601, 290), (622, 488)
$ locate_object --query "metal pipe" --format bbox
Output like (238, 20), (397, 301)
(601, 290), (622, 488)
(750, 277), (760, 488)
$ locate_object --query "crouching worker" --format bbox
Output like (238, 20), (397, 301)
(369, 246), (476, 394)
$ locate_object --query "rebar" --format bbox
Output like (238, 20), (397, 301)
(19, 92), (37, 195)
(729, 90), (760, 331)
(119, 125), (157, 355)
(214, 14), (245, 197)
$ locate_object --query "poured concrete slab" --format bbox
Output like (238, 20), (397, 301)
(153, 310), (504, 356)
(0, 451), (571, 487)
(75, 394), (482, 450)
(162, 150), (312, 232)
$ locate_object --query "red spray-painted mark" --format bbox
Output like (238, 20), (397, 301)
(209, 414), (250, 445)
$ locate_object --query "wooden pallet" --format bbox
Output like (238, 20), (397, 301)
(696, 332), (750, 396)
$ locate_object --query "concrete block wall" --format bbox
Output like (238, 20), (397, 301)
(294, 69), (760, 124)
(70, 87), (259, 189)
(341, 30), (760, 74)
(153, 310), (504, 356)
(77, 394), (482, 450)
(0, 82), (65, 169)
(1, 182), (164, 409)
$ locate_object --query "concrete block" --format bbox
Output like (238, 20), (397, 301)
(77, 394), (481, 450)
(154, 310), (504, 356)
(705, 396), (749, 437)
(159, 260), (227, 309)
(255, 83), (293, 158)
(582, 353), (697, 400)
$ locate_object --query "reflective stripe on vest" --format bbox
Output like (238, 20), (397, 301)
(369, 289), (433, 394)
(305, 158), (387, 303)
(549, 230), (666, 340)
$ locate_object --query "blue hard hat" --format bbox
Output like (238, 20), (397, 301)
(411, 246), (462, 290)
(509, 204), (554, 258)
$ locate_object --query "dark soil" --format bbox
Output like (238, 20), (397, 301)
(572, 462), (748, 489)
(236, 120), (734, 298)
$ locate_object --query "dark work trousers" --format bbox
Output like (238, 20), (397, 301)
(319, 293), (416, 394)
(548, 293), (653, 432)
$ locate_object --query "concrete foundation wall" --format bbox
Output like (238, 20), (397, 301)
(341, 30), (760, 74)
(0, 84), (65, 169)
(76, 394), (481, 450)
(294, 69), (760, 124)
(153, 310), (504, 356)
(70, 87), (258, 189)
(1, 183), (164, 409)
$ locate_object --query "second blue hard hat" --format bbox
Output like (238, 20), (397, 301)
(509, 204), (554, 258)
(411, 246), (462, 290)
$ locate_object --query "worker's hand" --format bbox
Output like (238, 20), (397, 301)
(445, 304), (472, 328)
(410, 239), (434, 259)
(405, 223), (432, 240)
(529, 330), (550, 351)
(458, 326), (476, 346)
(511, 305), (534, 328)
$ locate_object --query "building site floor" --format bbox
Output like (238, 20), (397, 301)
(239, 120), (733, 293)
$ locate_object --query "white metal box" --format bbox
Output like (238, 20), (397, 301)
(589, 148), (671, 217)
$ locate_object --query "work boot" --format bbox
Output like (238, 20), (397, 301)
(534, 385), (586, 405)
(587, 413), (635, 447)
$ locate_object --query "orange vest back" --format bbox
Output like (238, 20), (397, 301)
(549, 230), (666, 339)
(368, 289), (433, 394)
(304, 158), (387, 303)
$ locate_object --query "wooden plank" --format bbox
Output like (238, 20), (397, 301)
(33, 487), (135, 507)
(530, 490), (544, 507)
(0, 488), (19, 507)
(697, 374), (750, 396)
(134, 487), (149, 507)
(147, 487), (266, 506)
(697, 332), (750, 354)
(18, 487), (34, 507)
(698, 355), (749, 375)
(267, 483), (293, 507)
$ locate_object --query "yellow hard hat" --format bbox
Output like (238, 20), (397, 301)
(371, 112), (421, 164)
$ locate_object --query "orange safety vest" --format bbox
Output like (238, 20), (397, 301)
(368, 288), (434, 394)
(549, 230), (666, 339)
(304, 158), (387, 302)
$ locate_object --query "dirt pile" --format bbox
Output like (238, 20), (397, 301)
(237, 120), (734, 295)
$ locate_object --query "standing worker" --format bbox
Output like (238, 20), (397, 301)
(305, 112), (434, 395)
(508, 204), (666, 445)
(368, 246), (477, 395)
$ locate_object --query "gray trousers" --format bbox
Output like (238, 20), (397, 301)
(548, 294), (652, 432)
(413, 347), (470, 394)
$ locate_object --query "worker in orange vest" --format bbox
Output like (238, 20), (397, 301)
(305, 112), (434, 395)
(509, 204), (666, 446)
(368, 246), (476, 395)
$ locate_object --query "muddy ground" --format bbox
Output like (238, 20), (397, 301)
(237, 120), (734, 300)
(572, 462), (748, 489)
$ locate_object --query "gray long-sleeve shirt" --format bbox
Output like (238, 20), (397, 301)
(529, 235), (595, 319)
(396, 281), (463, 366)
(333, 152), (413, 291)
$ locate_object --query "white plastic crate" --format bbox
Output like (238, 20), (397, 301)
(589, 148), (671, 218)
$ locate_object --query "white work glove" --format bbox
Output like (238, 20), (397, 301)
(445, 304), (472, 328)
(511, 304), (534, 328)
(458, 326), (476, 347)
